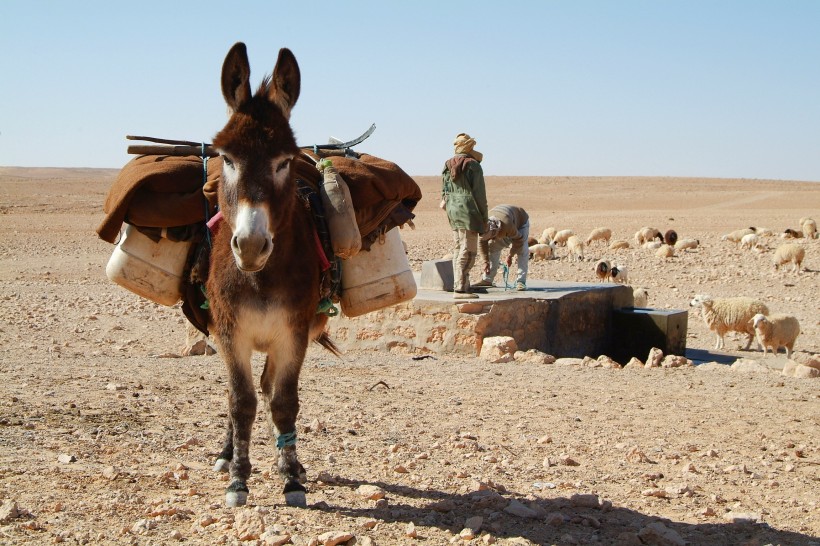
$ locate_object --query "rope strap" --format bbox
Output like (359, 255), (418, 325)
(276, 431), (298, 449)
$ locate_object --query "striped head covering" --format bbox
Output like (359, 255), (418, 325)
(453, 133), (483, 162)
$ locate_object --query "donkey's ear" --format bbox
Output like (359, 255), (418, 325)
(268, 48), (300, 120)
(221, 42), (253, 112)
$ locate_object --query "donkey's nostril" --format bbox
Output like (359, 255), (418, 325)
(231, 235), (241, 254)
(260, 238), (272, 256)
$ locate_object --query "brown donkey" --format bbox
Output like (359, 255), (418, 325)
(207, 42), (337, 507)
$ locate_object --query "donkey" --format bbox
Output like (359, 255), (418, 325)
(206, 42), (338, 507)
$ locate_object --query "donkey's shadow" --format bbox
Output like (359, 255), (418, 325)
(297, 475), (817, 545)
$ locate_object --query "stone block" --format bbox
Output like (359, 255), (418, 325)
(612, 308), (688, 362)
(420, 259), (453, 291)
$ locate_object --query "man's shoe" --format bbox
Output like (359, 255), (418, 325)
(473, 279), (494, 288)
(515, 282), (527, 291)
(454, 291), (479, 300)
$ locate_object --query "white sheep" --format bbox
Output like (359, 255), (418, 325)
(634, 227), (661, 246)
(611, 264), (628, 284)
(752, 313), (801, 359)
(553, 229), (574, 246)
(655, 244), (675, 259)
(609, 239), (631, 250)
(566, 235), (585, 262)
(689, 294), (769, 351)
(632, 287), (648, 307)
(642, 240), (663, 250)
(594, 259), (611, 282)
(529, 242), (556, 261)
(721, 228), (755, 244)
(740, 233), (761, 251)
(674, 238), (700, 251)
(753, 227), (774, 237)
(538, 227), (557, 245)
(772, 243), (805, 274)
(585, 227), (612, 246)
(801, 218), (817, 239)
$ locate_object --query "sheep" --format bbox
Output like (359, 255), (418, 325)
(538, 227), (557, 244)
(609, 239), (631, 250)
(674, 238), (700, 251)
(642, 240), (663, 250)
(801, 217), (817, 239)
(527, 236), (539, 247)
(553, 229), (574, 246)
(740, 233), (761, 251)
(781, 228), (803, 239)
(529, 242), (556, 262)
(611, 264), (628, 284)
(655, 244), (675, 259)
(594, 259), (611, 282)
(663, 229), (678, 246)
(632, 287), (649, 307)
(566, 235), (585, 262)
(634, 227), (661, 246)
(752, 227), (774, 237)
(721, 228), (755, 244)
(689, 294), (769, 351)
(752, 313), (801, 359)
(585, 227), (612, 247)
(772, 243), (805, 273)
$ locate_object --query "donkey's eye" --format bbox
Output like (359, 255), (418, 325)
(275, 158), (291, 173)
(222, 155), (234, 168)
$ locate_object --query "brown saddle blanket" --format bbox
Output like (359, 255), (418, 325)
(96, 151), (422, 249)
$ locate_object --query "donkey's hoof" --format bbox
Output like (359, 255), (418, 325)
(225, 481), (249, 507)
(283, 480), (307, 507)
(213, 458), (230, 473)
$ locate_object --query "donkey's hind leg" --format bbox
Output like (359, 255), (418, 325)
(261, 346), (307, 507)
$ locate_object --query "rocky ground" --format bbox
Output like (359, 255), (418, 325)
(0, 167), (818, 545)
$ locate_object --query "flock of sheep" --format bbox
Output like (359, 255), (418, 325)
(524, 217), (816, 359)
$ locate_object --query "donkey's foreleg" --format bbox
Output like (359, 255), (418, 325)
(213, 419), (234, 473)
(261, 347), (307, 506)
(222, 353), (257, 507)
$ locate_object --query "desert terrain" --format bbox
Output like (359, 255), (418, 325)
(0, 166), (818, 545)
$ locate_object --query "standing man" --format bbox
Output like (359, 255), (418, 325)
(441, 133), (488, 299)
(474, 204), (530, 291)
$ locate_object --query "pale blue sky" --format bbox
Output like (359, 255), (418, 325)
(2, 1), (819, 180)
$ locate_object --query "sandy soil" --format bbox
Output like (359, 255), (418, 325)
(0, 167), (818, 545)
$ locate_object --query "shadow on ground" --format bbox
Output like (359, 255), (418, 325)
(302, 476), (818, 545)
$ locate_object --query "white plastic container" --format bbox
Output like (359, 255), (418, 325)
(106, 224), (193, 306)
(340, 227), (417, 317)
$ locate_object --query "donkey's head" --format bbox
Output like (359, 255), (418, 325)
(213, 43), (301, 272)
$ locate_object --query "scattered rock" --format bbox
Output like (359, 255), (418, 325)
(57, 454), (76, 464)
(723, 511), (762, 523)
(731, 359), (772, 374)
(404, 522), (417, 538)
(637, 522), (686, 545)
(569, 494), (600, 508)
(513, 349), (556, 364)
(661, 355), (692, 368)
(480, 336), (518, 363)
(234, 509), (265, 541)
(646, 347), (664, 368)
(0, 500), (20, 523)
(504, 499), (540, 518)
(356, 484), (385, 500)
(624, 357), (644, 368)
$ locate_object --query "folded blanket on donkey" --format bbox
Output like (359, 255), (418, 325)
(96, 154), (221, 244)
(97, 151), (421, 248)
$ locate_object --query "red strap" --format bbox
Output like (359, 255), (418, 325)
(207, 210), (223, 234)
(314, 230), (331, 271)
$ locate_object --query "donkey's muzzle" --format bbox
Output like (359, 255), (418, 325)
(231, 232), (272, 272)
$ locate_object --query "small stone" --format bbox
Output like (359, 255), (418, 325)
(637, 522), (685, 546)
(642, 488), (668, 498)
(393, 464), (409, 474)
(360, 518), (379, 530)
(102, 466), (119, 480)
(234, 508), (265, 541)
(57, 454), (76, 464)
(537, 434), (553, 444)
(626, 446), (653, 464)
(0, 500), (20, 523)
(464, 515), (483, 533)
(260, 531), (292, 546)
(723, 511), (762, 523)
(569, 494), (600, 508)
(356, 484), (386, 500)
(318, 531), (355, 546)
(479, 336), (518, 363)
(645, 347), (664, 368)
(545, 512), (567, 526)
(503, 499), (539, 518)
(405, 522), (417, 538)
(624, 357), (644, 368)
(169, 530), (183, 541)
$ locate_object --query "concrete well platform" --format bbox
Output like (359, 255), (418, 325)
(326, 273), (685, 359)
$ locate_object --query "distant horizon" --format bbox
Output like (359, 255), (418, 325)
(1, 164), (817, 184)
